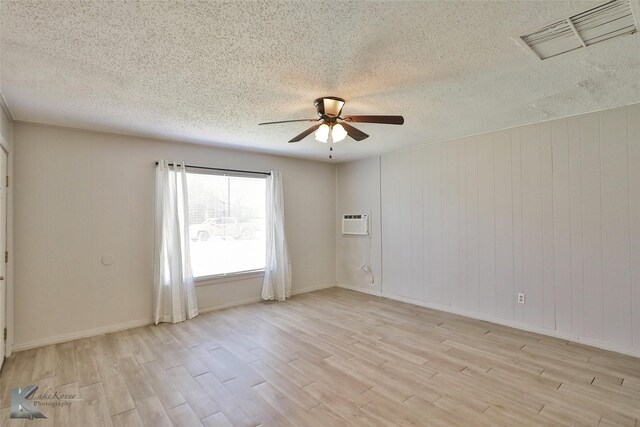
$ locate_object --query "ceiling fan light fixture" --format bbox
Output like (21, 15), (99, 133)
(331, 123), (347, 142)
(315, 123), (330, 143)
(259, 96), (404, 150)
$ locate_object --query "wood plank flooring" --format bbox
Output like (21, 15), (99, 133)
(1, 287), (640, 426)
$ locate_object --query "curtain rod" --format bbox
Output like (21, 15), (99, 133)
(155, 162), (271, 176)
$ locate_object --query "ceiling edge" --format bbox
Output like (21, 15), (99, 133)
(12, 119), (338, 164)
(368, 99), (640, 162)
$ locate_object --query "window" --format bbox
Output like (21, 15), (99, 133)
(186, 171), (266, 278)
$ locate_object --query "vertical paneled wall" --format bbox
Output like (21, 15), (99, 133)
(376, 103), (640, 353)
(336, 158), (383, 293)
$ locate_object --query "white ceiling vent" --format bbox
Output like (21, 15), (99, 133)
(515, 0), (638, 60)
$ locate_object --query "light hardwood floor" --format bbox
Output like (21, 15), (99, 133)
(1, 287), (640, 426)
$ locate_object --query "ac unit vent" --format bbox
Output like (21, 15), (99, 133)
(517, 0), (638, 60)
(342, 214), (369, 236)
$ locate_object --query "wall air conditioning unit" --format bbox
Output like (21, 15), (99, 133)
(342, 214), (369, 236)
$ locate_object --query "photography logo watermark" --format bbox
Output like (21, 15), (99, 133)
(11, 384), (81, 420)
(10, 385), (46, 420)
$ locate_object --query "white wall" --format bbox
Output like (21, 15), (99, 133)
(336, 157), (382, 293)
(338, 103), (640, 356)
(13, 122), (336, 350)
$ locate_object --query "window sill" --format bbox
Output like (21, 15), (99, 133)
(195, 270), (265, 287)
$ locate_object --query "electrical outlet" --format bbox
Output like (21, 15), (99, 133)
(517, 293), (525, 304)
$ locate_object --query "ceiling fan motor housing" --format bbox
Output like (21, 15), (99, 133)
(314, 97), (345, 119)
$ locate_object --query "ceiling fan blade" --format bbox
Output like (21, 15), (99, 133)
(289, 124), (322, 143)
(259, 119), (318, 125)
(340, 123), (369, 141)
(343, 115), (404, 125)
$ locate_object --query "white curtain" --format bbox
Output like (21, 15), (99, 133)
(262, 171), (292, 301)
(153, 161), (198, 324)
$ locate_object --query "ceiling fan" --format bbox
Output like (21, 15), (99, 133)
(259, 96), (404, 158)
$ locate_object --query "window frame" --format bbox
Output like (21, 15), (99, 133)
(185, 166), (268, 284)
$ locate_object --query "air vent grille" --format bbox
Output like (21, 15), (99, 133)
(573, 0), (637, 44)
(518, 0), (638, 60)
(522, 20), (583, 59)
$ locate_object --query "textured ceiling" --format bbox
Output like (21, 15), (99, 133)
(1, 1), (640, 162)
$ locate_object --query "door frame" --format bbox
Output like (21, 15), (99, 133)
(0, 133), (12, 362)
(0, 147), (6, 368)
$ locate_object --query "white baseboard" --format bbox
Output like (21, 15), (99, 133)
(12, 283), (338, 352)
(12, 319), (152, 352)
(199, 283), (336, 313)
(337, 284), (640, 359)
(292, 282), (337, 295)
(336, 282), (382, 297)
(198, 296), (263, 314)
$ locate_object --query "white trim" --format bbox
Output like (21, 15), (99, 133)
(195, 283), (335, 314)
(5, 143), (12, 358)
(0, 132), (10, 360)
(340, 284), (640, 359)
(194, 283), (337, 314)
(336, 282), (382, 297)
(198, 296), (262, 314)
(12, 319), (151, 352)
(12, 283), (337, 352)
(292, 282), (336, 295)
